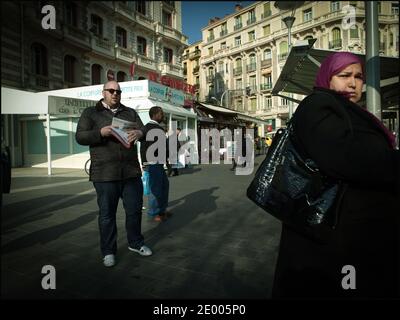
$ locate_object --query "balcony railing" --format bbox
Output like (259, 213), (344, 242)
(115, 46), (135, 63)
(261, 10), (272, 19)
(329, 39), (342, 49)
(261, 58), (272, 68)
(234, 23), (242, 31)
(189, 49), (201, 60)
(247, 17), (256, 25)
(260, 83), (272, 91)
(246, 63), (257, 72)
(220, 30), (228, 37)
(233, 66), (242, 75)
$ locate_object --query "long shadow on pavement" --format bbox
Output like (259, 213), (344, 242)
(2, 211), (97, 254)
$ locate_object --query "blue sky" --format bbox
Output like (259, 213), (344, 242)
(182, 1), (256, 45)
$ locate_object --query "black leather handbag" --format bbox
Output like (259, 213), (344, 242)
(247, 121), (345, 239)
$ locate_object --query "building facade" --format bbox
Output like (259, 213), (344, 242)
(1, 1), (188, 167)
(182, 41), (202, 101)
(197, 1), (399, 134)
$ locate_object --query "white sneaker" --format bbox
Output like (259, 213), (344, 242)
(128, 245), (152, 256)
(103, 254), (115, 267)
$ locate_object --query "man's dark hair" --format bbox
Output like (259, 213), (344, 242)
(177, 128), (181, 131)
(149, 106), (163, 119)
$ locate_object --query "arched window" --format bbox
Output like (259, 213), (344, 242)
(91, 64), (103, 85)
(117, 71), (127, 82)
(236, 58), (242, 68)
(31, 43), (48, 76)
(279, 41), (288, 54)
(263, 48), (271, 60)
(350, 25), (359, 38)
(64, 55), (77, 83)
(249, 54), (256, 65)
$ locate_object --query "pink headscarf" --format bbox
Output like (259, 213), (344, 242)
(315, 52), (396, 149)
(315, 51), (364, 90)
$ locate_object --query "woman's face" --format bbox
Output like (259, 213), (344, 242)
(329, 63), (363, 103)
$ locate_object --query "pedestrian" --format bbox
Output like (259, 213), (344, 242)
(76, 80), (152, 268)
(169, 127), (182, 176)
(140, 106), (171, 222)
(272, 52), (400, 298)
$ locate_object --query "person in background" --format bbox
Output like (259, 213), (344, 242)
(140, 106), (171, 222)
(272, 52), (399, 299)
(76, 80), (152, 268)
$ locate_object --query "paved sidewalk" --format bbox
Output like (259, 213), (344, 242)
(1, 160), (281, 299)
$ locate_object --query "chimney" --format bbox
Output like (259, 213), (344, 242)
(209, 18), (215, 24)
(235, 4), (243, 11)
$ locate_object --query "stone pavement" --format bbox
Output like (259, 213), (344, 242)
(1, 159), (281, 300)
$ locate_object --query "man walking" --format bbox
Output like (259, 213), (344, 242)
(76, 80), (152, 268)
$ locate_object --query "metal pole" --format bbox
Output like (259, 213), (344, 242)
(288, 25), (293, 119)
(46, 113), (52, 176)
(365, 1), (381, 119)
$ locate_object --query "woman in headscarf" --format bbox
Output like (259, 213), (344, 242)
(272, 52), (399, 299)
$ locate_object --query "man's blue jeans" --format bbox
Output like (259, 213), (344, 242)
(147, 164), (169, 216)
(93, 178), (144, 256)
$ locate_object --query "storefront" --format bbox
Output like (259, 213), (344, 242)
(1, 80), (198, 172)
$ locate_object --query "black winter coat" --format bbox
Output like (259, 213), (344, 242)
(272, 88), (400, 299)
(75, 100), (144, 182)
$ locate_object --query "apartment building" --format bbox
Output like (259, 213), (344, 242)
(182, 41), (202, 101)
(1, 1), (188, 167)
(198, 1), (399, 133)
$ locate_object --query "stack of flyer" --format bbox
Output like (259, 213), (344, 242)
(110, 117), (137, 148)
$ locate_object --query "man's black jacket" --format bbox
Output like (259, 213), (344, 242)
(75, 100), (144, 182)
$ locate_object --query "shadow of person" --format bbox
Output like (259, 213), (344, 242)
(2, 211), (97, 254)
(143, 186), (220, 248)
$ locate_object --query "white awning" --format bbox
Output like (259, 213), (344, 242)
(197, 103), (237, 114)
(123, 98), (197, 118)
(1, 87), (48, 114)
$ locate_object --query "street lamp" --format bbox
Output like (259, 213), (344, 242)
(274, 1), (304, 119)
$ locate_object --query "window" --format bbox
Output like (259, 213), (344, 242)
(377, 1), (381, 14)
(249, 55), (256, 65)
(221, 42), (226, 50)
(91, 64), (102, 85)
(195, 76), (200, 86)
(65, 2), (77, 27)
(64, 55), (76, 83)
(137, 36), (147, 56)
(234, 16), (242, 30)
(250, 98), (257, 112)
(136, 1), (146, 15)
(208, 29), (214, 41)
(117, 71), (127, 82)
(263, 3), (271, 18)
(390, 32), (394, 46)
(236, 59), (242, 68)
(248, 30), (255, 41)
(331, 28), (341, 48)
(265, 96), (272, 109)
(220, 22), (228, 36)
(281, 98), (289, 106)
(218, 61), (224, 72)
(303, 8), (312, 22)
(263, 74), (272, 87)
(208, 47), (213, 56)
(247, 9), (256, 25)
(236, 78), (242, 90)
(162, 10), (172, 27)
(116, 27), (127, 48)
(263, 24), (271, 36)
(279, 41), (288, 54)
(263, 49), (271, 60)
(90, 14), (103, 36)
(331, 1), (340, 12)
(31, 43), (48, 76)
(392, 3), (399, 14)
(234, 36), (241, 47)
(163, 47), (173, 63)
(350, 25), (359, 38)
